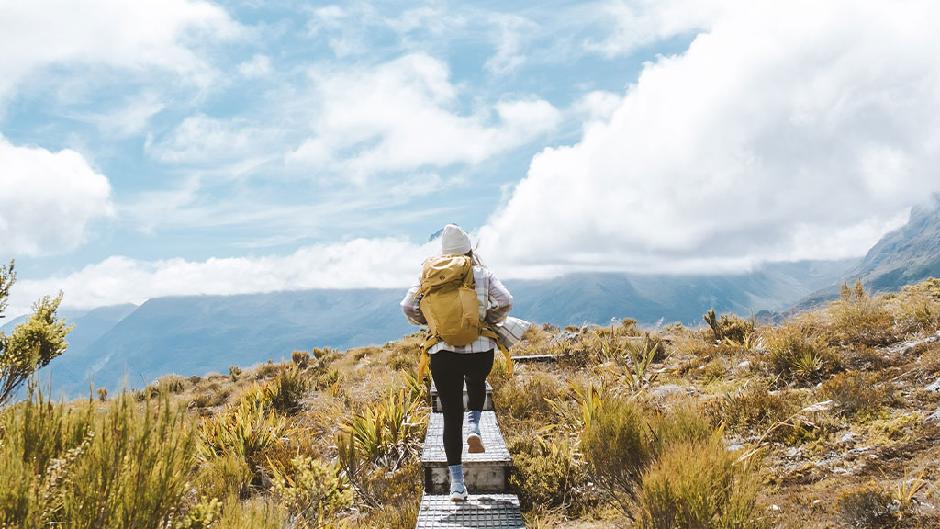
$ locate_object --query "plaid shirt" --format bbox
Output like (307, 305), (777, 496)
(400, 264), (513, 354)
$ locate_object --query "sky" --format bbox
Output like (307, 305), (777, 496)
(2, 0), (940, 317)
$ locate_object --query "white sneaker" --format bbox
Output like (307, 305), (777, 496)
(467, 432), (485, 453)
(450, 483), (468, 502)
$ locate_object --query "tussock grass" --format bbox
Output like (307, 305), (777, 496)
(634, 433), (763, 529)
(4, 276), (940, 528)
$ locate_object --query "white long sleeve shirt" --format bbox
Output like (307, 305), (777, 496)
(400, 265), (513, 354)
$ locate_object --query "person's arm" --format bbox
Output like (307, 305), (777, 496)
(400, 285), (427, 325)
(485, 271), (513, 324)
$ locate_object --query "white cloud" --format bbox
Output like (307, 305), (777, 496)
(79, 93), (165, 138)
(483, 15), (534, 74)
(583, 0), (727, 57)
(147, 114), (282, 165)
(7, 238), (435, 316)
(479, 0), (940, 274)
(237, 54), (272, 77)
(0, 137), (114, 256)
(0, 0), (241, 103)
(288, 53), (561, 182)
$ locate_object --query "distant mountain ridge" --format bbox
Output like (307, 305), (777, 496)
(35, 260), (854, 397)
(21, 199), (940, 398)
(796, 197), (940, 309)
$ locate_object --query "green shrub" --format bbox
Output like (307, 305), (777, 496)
(704, 309), (757, 346)
(649, 403), (714, 453)
(705, 383), (796, 435)
(510, 436), (588, 511)
(496, 372), (565, 422)
(764, 324), (839, 384)
(0, 390), (196, 528)
(338, 389), (424, 475)
(198, 395), (288, 481)
(173, 497), (222, 529)
(828, 281), (895, 346)
(634, 434), (763, 529)
(0, 266), (71, 405)
(579, 395), (651, 494)
(270, 455), (353, 525)
(193, 451), (252, 501)
(263, 364), (310, 414)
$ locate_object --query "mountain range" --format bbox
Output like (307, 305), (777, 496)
(6, 199), (938, 398)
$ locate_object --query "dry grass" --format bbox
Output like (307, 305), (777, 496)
(4, 277), (940, 528)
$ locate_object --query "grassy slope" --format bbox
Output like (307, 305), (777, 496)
(3, 279), (940, 528)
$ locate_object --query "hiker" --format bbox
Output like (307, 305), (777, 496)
(400, 224), (513, 502)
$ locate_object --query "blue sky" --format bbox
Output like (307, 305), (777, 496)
(3, 0), (940, 315)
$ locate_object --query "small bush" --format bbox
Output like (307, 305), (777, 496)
(818, 371), (889, 418)
(0, 391), (195, 528)
(510, 436), (588, 511)
(193, 452), (252, 501)
(291, 351), (311, 368)
(270, 455), (353, 525)
(648, 403), (714, 453)
(96, 387), (108, 401)
(198, 395), (288, 482)
(704, 309), (757, 345)
(836, 482), (895, 528)
(705, 383), (795, 435)
(229, 365), (242, 381)
(580, 395), (651, 493)
(497, 372), (566, 422)
(764, 324), (839, 384)
(828, 281), (895, 346)
(254, 360), (280, 379)
(633, 434), (763, 529)
(264, 365), (310, 414)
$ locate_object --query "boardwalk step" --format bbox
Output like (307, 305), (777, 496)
(429, 380), (494, 412)
(421, 411), (511, 494)
(415, 493), (524, 528)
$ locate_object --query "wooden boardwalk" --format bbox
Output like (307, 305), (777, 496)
(416, 381), (525, 528)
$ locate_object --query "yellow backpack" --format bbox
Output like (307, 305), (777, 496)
(415, 255), (514, 379)
(418, 255), (481, 346)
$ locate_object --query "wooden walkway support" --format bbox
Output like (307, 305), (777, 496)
(416, 381), (525, 528)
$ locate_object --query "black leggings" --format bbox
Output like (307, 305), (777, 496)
(430, 349), (494, 466)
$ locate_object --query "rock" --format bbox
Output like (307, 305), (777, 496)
(926, 378), (940, 392)
(551, 330), (579, 343)
(926, 408), (940, 423)
(650, 384), (692, 399)
(769, 504), (781, 512)
(840, 432), (856, 444)
(737, 360), (752, 370)
(727, 443), (745, 452)
(802, 400), (835, 413)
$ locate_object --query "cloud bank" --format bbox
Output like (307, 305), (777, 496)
(480, 0), (940, 274)
(10, 0), (940, 315)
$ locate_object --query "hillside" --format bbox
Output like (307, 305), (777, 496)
(798, 198), (940, 309)
(2, 277), (938, 528)
(43, 260), (853, 396)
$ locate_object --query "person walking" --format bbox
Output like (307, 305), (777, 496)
(400, 224), (513, 502)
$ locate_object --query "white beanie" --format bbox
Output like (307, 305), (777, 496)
(441, 224), (472, 255)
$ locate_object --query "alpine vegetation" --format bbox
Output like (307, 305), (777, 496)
(0, 278), (939, 528)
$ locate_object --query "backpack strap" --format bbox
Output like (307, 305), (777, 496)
(481, 326), (514, 377)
